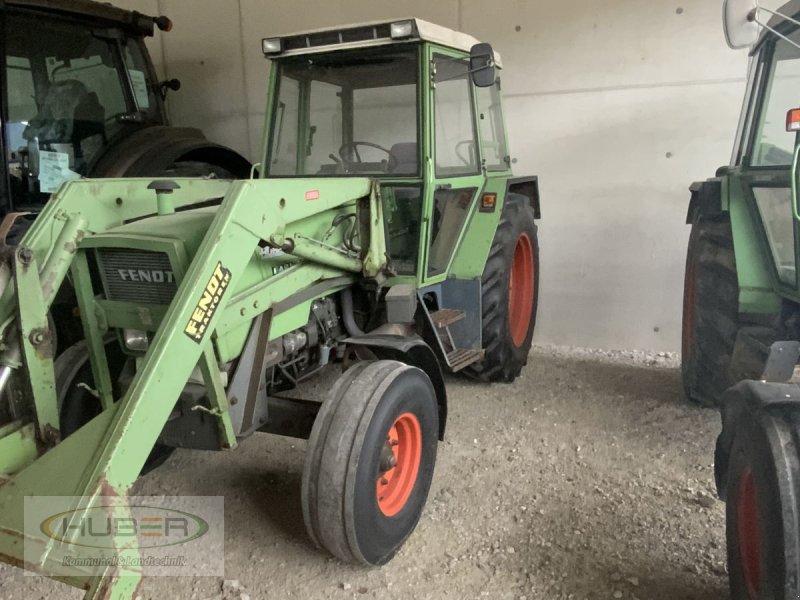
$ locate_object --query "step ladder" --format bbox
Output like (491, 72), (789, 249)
(429, 308), (484, 372)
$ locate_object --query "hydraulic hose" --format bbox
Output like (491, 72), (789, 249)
(341, 287), (364, 338)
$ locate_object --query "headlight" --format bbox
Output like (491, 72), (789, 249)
(262, 37), (282, 55)
(390, 20), (415, 39)
(123, 329), (149, 353)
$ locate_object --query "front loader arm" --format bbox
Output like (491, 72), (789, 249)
(0, 175), (384, 599)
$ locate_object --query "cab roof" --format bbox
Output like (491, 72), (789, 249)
(265, 17), (503, 68)
(3, 0), (157, 36)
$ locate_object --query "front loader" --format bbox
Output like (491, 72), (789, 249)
(686, 1), (800, 598)
(0, 19), (541, 599)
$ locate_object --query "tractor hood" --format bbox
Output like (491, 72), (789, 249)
(72, 177), (373, 334)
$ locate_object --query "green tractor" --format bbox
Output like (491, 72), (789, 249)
(0, 18), (540, 599)
(685, 1), (800, 598)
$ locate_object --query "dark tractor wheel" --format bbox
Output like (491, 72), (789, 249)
(302, 360), (438, 566)
(724, 406), (800, 600)
(466, 193), (539, 383)
(682, 216), (744, 407)
(55, 339), (174, 473)
(158, 161), (234, 179)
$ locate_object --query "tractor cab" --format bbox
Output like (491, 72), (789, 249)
(719, 1), (800, 299)
(261, 19), (514, 284)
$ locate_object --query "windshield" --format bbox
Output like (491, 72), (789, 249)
(4, 11), (162, 209)
(266, 46), (420, 177)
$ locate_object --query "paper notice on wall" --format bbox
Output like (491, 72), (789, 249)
(128, 69), (150, 109)
(39, 150), (81, 193)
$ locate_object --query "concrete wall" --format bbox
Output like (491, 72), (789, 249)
(117, 0), (775, 351)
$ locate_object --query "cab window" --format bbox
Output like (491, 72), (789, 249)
(476, 82), (509, 171)
(433, 54), (479, 177)
(751, 28), (800, 166)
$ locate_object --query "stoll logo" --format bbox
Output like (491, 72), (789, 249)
(39, 506), (208, 549)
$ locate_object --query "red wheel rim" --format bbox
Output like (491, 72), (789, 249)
(683, 257), (696, 359)
(377, 413), (422, 517)
(509, 233), (535, 347)
(737, 468), (761, 598)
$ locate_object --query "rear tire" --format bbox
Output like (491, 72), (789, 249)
(682, 216), (742, 407)
(724, 406), (800, 600)
(466, 194), (539, 383)
(158, 161), (233, 179)
(301, 360), (438, 565)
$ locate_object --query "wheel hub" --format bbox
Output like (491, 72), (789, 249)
(737, 467), (761, 599)
(508, 233), (535, 348)
(376, 413), (422, 517)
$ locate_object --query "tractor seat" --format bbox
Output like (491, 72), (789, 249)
(389, 143), (418, 175)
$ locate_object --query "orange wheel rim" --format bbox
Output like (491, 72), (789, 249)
(509, 233), (535, 347)
(683, 257), (697, 360)
(376, 413), (422, 517)
(737, 468), (761, 599)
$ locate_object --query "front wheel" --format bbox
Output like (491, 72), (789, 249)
(724, 402), (800, 600)
(301, 360), (438, 565)
(466, 194), (539, 383)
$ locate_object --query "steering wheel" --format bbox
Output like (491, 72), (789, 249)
(338, 141), (397, 172)
(455, 140), (476, 167)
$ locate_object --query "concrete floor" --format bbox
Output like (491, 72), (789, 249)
(0, 348), (728, 600)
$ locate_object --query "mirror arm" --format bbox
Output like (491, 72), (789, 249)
(435, 61), (495, 85)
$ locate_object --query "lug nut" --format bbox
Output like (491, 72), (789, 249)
(18, 247), (33, 265)
(29, 328), (50, 346)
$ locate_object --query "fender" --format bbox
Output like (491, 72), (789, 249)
(89, 126), (252, 179)
(686, 178), (723, 224)
(507, 176), (541, 219)
(345, 334), (448, 440)
(715, 379), (800, 500)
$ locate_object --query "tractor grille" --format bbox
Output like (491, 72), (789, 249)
(96, 248), (178, 305)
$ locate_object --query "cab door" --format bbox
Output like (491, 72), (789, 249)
(732, 29), (800, 308)
(420, 47), (484, 285)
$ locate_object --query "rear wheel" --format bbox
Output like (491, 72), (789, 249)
(158, 160), (234, 179)
(301, 360), (438, 565)
(682, 216), (742, 407)
(725, 407), (800, 600)
(466, 194), (539, 383)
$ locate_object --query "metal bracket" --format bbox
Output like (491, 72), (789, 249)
(761, 341), (800, 383)
(13, 248), (59, 446)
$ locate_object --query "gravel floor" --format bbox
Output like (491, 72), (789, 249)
(0, 346), (728, 600)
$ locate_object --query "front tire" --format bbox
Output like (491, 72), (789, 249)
(724, 403), (800, 600)
(301, 360), (438, 565)
(466, 194), (539, 383)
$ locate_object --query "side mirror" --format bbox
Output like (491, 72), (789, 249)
(470, 43), (497, 88)
(723, 0), (759, 49)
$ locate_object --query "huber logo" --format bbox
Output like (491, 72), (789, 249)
(184, 262), (231, 344)
(40, 506), (208, 549)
